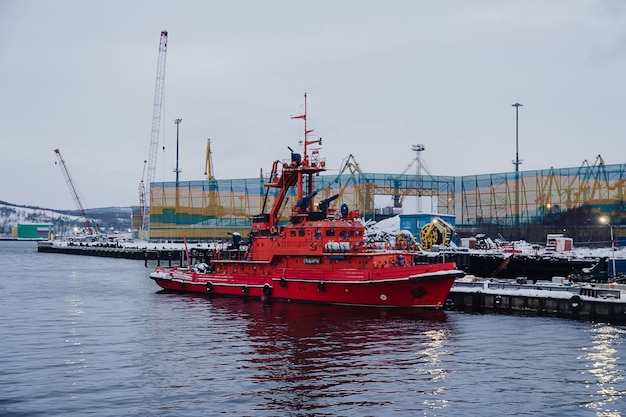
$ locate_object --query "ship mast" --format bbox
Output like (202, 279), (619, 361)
(255, 95), (326, 233)
(291, 93), (322, 207)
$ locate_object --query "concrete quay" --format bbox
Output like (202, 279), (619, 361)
(37, 241), (185, 266)
(447, 279), (626, 323)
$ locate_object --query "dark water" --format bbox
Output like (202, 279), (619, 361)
(1, 241), (625, 416)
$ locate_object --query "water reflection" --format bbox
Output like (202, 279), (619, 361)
(206, 299), (453, 415)
(581, 323), (626, 416)
(64, 271), (87, 400)
(416, 328), (453, 412)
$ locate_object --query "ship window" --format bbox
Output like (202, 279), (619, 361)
(339, 230), (347, 239)
(356, 231), (362, 236)
(298, 229), (305, 236)
(326, 229), (336, 237)
(291, 230), (296, 237)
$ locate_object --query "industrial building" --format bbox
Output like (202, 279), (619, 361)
(143, 155), (625, 244)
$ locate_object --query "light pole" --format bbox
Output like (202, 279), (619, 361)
(174, 118), (182, 210)
(512, 103), (523, 233)
(600, 216), (617, 280)
(174, 118), (182, 182)
(412, 144), (425, 213)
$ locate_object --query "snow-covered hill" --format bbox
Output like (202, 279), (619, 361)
(0, 202), (131, 237)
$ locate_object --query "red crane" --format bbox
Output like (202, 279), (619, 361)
(53, 148), (96, 235)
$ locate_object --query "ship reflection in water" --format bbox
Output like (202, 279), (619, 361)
(245, 303), (450, 414)
(156, 294), (453, 415)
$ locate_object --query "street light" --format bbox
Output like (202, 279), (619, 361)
(511, 103), (523, 173)
(174, 118), (183, 183)
(174, 118), (182, 210)
(412, 144), (425, 213)
(512, 103), (523, 231)
(599, 216), (616, 279)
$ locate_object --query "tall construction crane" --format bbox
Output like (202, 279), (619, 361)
(204, 138), (215, 181)
(139, 30), (168, 238)
(53, 148), (96, 235)
(203, 138), (223, 215)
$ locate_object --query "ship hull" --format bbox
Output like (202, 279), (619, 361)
(150, 263), (463, 308)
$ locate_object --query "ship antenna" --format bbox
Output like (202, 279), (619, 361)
(291, 93), (319, 159)
(303, 93), (309, 157)
(288, 93), (324, 212)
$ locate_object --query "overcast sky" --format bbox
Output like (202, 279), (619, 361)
(2, 1), (626, 210)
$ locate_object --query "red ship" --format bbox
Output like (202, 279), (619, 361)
(150, 96), (464, 307)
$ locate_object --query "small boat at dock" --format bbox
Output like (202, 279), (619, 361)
(149, 96), (464, 307)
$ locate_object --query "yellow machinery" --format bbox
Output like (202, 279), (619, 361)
(420, 217), (455, 250)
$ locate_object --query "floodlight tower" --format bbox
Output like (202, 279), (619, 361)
(174, 118), (182, 182)
(512, 103), (523, 230)
(174, 118), (182, 209)
(412, 144), (425, 213)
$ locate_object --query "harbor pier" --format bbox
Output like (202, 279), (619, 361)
(447, 280), (626, 323)
(36, 241), (218, 267)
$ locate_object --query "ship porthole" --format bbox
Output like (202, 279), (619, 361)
(242, 286), (248, 294)
(280, 278), (287, 288)
(262, 284), (272, 297)
(206, 282), (213, 292)
(317, 282), (325, 292)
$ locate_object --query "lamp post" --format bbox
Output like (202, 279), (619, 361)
(174, 118), (182, 210)
(412, 144), (425, 213)
(174, 118), (182, 182)
(600, 216), (616, 279)
(512, 103), (523, 233)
